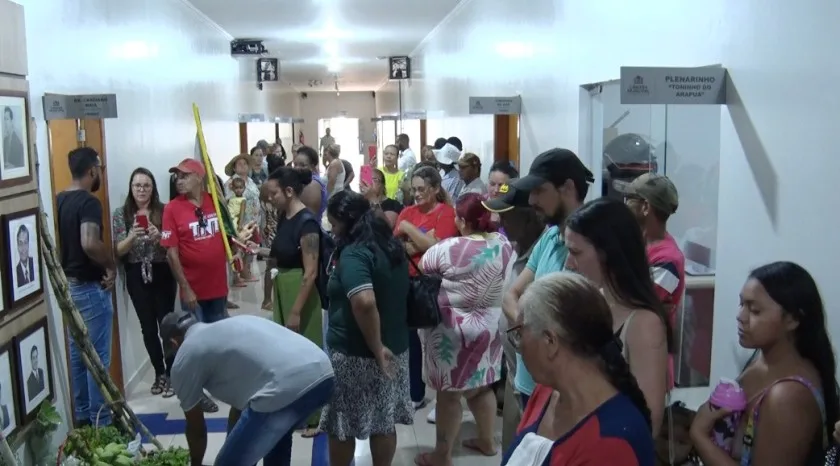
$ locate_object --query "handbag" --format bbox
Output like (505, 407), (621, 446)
(405, 253), (443, 329)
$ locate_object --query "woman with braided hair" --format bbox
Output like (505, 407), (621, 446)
(502, 272), (655, 466)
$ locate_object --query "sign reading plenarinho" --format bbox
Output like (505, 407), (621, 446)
(620, 66), (727, 105)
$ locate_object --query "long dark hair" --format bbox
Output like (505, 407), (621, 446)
(749, 261), (839, 438)
(565, 198), (674, 353)
(522, 272), (652, 429)
(123, 168), (164, 228)
(327, 190), (405, 266)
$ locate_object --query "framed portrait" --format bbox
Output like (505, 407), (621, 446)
(2, 209), (42, 309)
(0, 343), (20, 437)
(0, 92), (31, 185)
(14, 317), (53, 419)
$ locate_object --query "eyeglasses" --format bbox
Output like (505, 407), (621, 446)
(194, 207), (207, 230)
(132, 183), (152, 191)
(506, 324), (523, 351)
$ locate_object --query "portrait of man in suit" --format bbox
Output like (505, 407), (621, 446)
(2, 106), (24, 170)
(26, 345), (44, 402)
(15, 224), (35, 288)
(0, 382), (9, 430)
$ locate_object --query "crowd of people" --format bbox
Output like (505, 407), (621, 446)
(52, 133), (840, 466)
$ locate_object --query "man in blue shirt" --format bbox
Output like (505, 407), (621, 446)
(502, 148), (594, 407)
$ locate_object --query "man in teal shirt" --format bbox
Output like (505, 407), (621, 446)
(501, 148), (593, 407)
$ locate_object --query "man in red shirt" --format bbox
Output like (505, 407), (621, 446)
(619, 173), (686, 328)
(162, 158), (231, 324)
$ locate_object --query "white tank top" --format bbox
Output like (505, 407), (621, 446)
(329, 159), (345, 197)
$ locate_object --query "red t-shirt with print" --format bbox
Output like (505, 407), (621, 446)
(161, 193), (228, 300)
(394, 202), (458, 276)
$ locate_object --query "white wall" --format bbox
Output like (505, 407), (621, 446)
(299, 91), (377, 150)
(16, 0), (291, 429)
(380, 0), (840, 387)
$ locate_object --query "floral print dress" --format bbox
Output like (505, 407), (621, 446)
(419, 232), (513, 391)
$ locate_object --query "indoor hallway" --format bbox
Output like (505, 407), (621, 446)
(127, 263), (503, 465)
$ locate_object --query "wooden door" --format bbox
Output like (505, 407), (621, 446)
(47, 118), (125, 396)
(493, 115), (521, 169)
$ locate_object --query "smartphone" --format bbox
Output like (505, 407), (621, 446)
(360, 165), (374, 187)
(135, 214), (149, 229)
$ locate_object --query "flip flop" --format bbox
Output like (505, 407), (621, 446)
(461, 439), (497, 456)
(414, 452), (450, 466)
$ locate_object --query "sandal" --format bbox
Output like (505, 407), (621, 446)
(414, 452), (451, 466)
(160, 376), (176, 398)
(261, 301), (273, 311)
(199, 395), (219, 413)
(300, 426), (320, 438)
(461, 438), (497, 456)
(150, 376), (164, 396)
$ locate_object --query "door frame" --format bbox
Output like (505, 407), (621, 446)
(46, 118), (125, 401)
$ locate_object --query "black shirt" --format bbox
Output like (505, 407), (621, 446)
(56, 190), (105, 283)
(270, 209), (320, 269)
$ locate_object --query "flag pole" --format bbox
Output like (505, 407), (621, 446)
(193, 103), (234, 262)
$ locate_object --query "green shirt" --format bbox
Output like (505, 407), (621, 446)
(326, 243), (410, 357)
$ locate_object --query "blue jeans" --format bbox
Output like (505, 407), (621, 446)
(182, 297), (228, 323)
(214, 377), (335, 466)
(68, 282), (114, 425)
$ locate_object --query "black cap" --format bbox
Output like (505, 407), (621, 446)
(482, 183), (530, 213)
(512, 148), (594, 192)
(160, 310), (198, 357)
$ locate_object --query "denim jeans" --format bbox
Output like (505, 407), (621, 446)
(182, 297), (228, 323)
(214, 377), (335, 466)
(68, 282), (114, 425)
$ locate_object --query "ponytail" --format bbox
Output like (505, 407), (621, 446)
(601, 338), (652, 429)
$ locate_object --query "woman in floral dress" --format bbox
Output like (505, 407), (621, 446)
(416, 192), (513, 466)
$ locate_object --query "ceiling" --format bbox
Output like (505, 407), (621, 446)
(189, 0), (463, 92)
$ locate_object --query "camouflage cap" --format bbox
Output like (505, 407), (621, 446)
(617, 173), (678, 214)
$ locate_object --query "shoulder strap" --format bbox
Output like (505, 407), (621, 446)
(741, 376), (827, 465)
(618, 311), (637, 361)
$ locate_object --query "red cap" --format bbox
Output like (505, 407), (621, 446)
(169, 158), (206, 178)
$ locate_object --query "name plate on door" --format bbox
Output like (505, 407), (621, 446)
(620, 66), (727, 105)
(468, 96), (522, 115)
(238, 113), (266, 123)
(402, 110), (427, 119)
(43, 93), (119, 120)
(272, 116), (293, 124)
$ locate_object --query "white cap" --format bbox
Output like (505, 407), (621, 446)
(433, 143), (460, 166)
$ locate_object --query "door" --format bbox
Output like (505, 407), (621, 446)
(47, 118), (125, 396)
(493, 115), (520, 168)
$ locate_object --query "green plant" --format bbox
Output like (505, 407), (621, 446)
(63, 425), (132, 462)
(137, 447), (189, 466)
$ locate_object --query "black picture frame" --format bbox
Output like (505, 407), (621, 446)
(14, 317), (53, 422)
(257, 58), (279, 83)
(388, 56), (411, 80)
(0, 91), (33, 188)
(0, 221), (7, 317)
(0, 341), (21, 438)
(2, 208), (43, 311)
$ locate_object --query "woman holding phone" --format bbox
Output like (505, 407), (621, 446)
(113, 168), (177, 397)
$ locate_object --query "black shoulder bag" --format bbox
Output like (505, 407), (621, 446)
(405, 253), (443, 329)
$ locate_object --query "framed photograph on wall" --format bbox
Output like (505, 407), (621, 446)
(2, 208), (42, 309)
(0, 343), (20, 437)
(14, 317), (53, 419)
(0, 92), (31, 185)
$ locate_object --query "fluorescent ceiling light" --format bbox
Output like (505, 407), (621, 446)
(307, 19), (350, 40)
(495, 41), (534, 59)
(327, 62), (341, 72)
(323, 41), (338, 56)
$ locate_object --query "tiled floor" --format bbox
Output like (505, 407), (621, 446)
(127, 263), (503, 465)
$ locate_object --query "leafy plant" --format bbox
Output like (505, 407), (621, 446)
(63, 425), (132, 459)
(138, 447), (190, 466)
